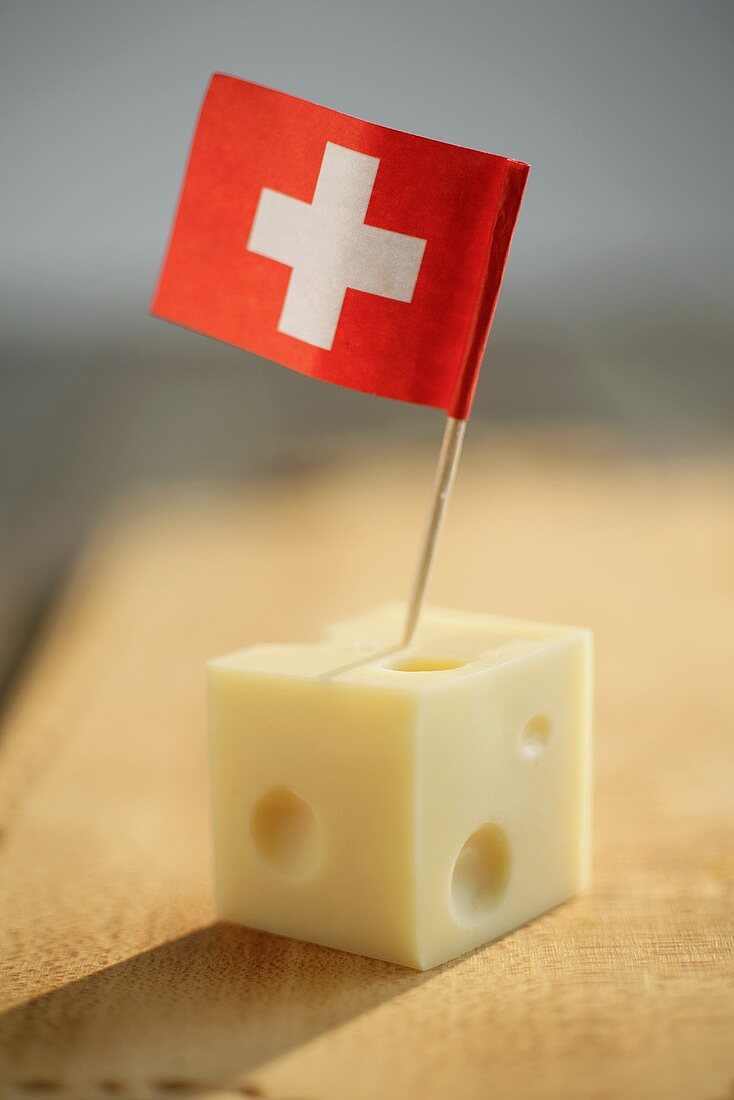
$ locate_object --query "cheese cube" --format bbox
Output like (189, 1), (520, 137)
(208, 604), (592, 970)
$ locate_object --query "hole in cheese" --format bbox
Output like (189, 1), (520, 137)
(388, 656), (466, 672)
(519, 714), (552, 758)
(251, 785), (321, 880)
(451, 824), (510, 924)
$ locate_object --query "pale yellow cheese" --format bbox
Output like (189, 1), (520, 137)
(208, 604), (593, 970)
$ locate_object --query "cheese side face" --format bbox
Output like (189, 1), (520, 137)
(208, 604), (593, 969)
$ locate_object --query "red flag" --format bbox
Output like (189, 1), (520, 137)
(152, 74), (529, 419)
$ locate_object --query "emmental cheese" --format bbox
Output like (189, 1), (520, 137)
(207, 604), (593, 970)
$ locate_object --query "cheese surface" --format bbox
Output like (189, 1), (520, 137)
(208, 604), (593, 969)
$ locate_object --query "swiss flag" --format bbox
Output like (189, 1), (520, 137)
(152, 74), (529, 419)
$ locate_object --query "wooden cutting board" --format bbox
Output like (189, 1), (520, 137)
(1, 430), (732, 1100)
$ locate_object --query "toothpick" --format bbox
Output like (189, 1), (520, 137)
(320, 414), (466, 680)
(401, 415), (466, 647)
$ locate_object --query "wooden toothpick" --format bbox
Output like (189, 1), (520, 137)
(401, 415), (466, 647)
(321, 414), (466, 679)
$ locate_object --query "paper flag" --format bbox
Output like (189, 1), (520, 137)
(152, 74), (529, 418)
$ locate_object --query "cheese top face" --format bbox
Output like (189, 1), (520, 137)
(208, 604), (593, 969)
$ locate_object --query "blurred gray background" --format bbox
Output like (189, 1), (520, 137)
(1, 0), (732, 682)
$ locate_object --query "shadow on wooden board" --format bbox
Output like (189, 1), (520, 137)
(0, 920), (432, 1097)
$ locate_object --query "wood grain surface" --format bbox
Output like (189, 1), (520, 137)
(0, 430), (732, 1100)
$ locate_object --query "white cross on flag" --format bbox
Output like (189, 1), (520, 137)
(248, 142), (427, 351)
(152, 75), (529, 419)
